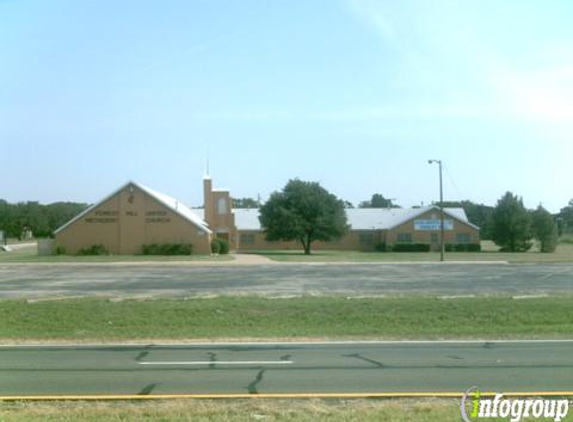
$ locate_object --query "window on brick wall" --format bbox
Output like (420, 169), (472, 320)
(217, 197), (228, 215)
(397, 233), (413, 243)
(240, 233), (255, 245)
(359, 233), (374, 245)
(456, 233), (471, 243)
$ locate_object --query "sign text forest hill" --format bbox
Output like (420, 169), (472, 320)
(85, 210), (171, 224)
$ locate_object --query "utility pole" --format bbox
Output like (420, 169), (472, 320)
(428, 159), (445, 262)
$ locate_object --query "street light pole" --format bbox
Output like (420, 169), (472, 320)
(428, 159), (445, 262)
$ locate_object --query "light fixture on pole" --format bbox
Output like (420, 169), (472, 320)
(428, 159), (445, 262)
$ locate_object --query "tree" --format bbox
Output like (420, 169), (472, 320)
(44, 202), (89, 236)
(559, 199), (573, 235)
(259, 179), (349, 255)
(442, 200), (494, 239)
(359, 194), (398, 209)
(343, 200), (354, 209)
(232, 197), (260, 209)
(0, 199), (88, 239)
(531, 205), (558, 253)
(490, 192), (532, 252)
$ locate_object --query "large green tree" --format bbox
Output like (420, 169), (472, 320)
(259, 179), (349, 255)
(531, 205), (558, 253)
(490, 192), (532, 252)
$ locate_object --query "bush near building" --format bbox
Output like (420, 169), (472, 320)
(391, 243), (431, 252)
(77, 244), (109, 256)
(445, 243), (481, 252)
(210, 238), (229, 255)
(141, 244), (193, 256)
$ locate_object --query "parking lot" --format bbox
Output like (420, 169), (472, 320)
(0, 263), (571, 299)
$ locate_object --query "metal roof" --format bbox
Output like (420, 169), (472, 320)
(233, 208), (263, 230)
(54, 181), (212, 235)
(232, 206), (479, 231)
(136, 183), (211, 233)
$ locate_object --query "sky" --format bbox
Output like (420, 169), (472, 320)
(1, 0), (572, 213)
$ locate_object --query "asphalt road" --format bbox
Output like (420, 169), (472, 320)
(0, 263), (572, 298)
(0, 341), (571, 397)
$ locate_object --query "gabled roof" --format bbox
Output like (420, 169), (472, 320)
(385, 205), (480, 230)
(54, 181), (212, 235)
(345, 208), (422, 230)
(231, 205), (480, 231)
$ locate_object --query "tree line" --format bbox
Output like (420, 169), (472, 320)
(0, 200), (88, 240)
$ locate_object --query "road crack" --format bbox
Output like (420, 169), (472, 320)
(343, 353), (387, 368)
(247, 369), (266, 394)
(138, 383), (161, 396)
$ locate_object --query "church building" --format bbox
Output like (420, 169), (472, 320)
(55, 176), (480, 254)
(54, 181), (212, 254)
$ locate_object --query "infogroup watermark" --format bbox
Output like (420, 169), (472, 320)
(461, 387), (570, 422)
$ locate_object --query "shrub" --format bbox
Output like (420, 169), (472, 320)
(210, 239), (220, 254)
(142, 244), (193, 255)
(391, 243), (430, 252)
(211, 238), (230, 255)
(445, 243), (482, 252)
(217, 238), (230, 255)
(55, 246), (66, 255)
(77, 244), (109, 256)
(467, 243), (481, 252)
(142, 244), (160, 255)
(374, 242), (387, 252)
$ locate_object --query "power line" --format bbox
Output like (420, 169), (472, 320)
(443, 164), (465, 201)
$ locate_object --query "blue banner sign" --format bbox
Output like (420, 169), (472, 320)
(414, 219), (454, 231)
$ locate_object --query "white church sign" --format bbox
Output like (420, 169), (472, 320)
(414, 219), (454, 231)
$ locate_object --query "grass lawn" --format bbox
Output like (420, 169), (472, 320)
(4, 398), (562, 422)
(0, 245), (233, 263)
(248, 242), (573, 264)
(0, 296), (572, 342)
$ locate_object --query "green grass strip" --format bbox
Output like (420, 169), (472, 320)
(248, 244), (573, 263)
(6, 399), (567, 422)
(1, 296), (572, 341)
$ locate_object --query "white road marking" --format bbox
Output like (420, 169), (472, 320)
(512, 294), (549, 300)
(138, 360), (293, 366)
